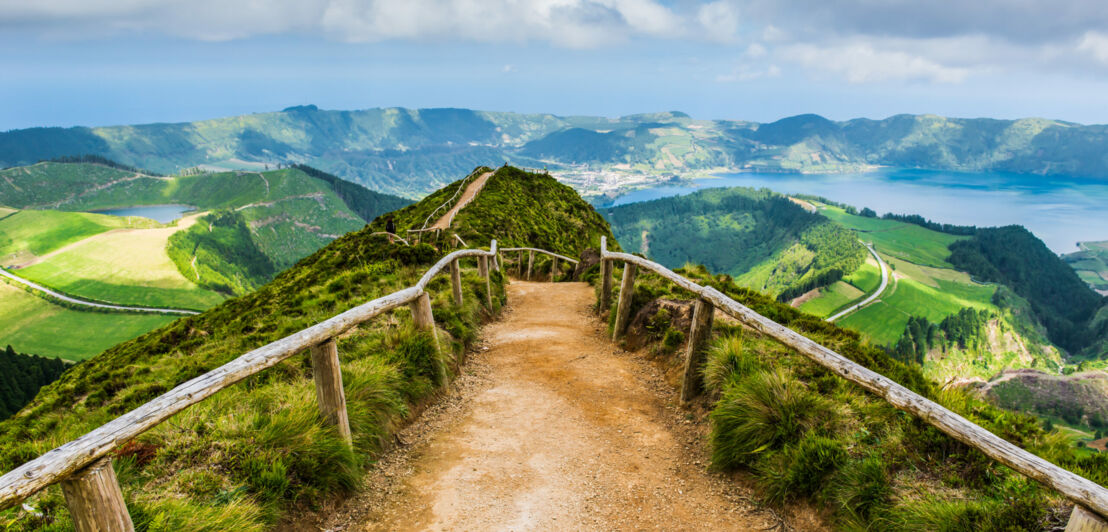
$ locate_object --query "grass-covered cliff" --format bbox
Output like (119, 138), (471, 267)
(0, 166), (613, 531)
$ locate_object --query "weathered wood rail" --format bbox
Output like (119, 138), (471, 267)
(500, 247), (579, 282)
(0, 241), (500, 531)
(598, 236), (1108, 528)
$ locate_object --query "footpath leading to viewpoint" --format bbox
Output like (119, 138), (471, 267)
(315, 281), (816, 531)
(428, 171), (494, 231)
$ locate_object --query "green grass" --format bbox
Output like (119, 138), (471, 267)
(819, 205), (965, 268)
(18, 215), (226, 310)
(845, 258), (882, 293)
(798, 281), (864, 317)
(838, 266), (996, 346)
(0, 162), (138, 209)
(0, 210), (158, 266)
(0, 281), (177, 360)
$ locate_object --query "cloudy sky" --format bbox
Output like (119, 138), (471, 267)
(3, 0), (1108, 129)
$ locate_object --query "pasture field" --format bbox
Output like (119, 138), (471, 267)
(819, 205), (965, 268)
(0, 281), (177, 360)
(0, 210), (158, 266)
(17, 213), (226, 310)
(797, 257), (883, 318)
(839, 257), (997, 345)
(798, 280), (863, 317)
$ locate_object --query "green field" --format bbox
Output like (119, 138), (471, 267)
(1065, 240), (1108, 291)
(798, 280), (863, 316)
(839, 258), (997, 345)
(819, 205), (965, 268)
(0, 210), (158, 266)
(17, 214), (226, 310)
(0, 281), (177, 360)
(797, 257), (881, 317)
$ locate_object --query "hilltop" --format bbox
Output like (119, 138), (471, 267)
(0, 166), (615, 530)
(3, 109), (1108, 198)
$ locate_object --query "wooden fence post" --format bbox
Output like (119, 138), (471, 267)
(1068, 505), (1108, 532)
(408, 292), (439, 351)
(310, 339), (352, 445)
(60, 457), (134, 532)
(450, 259), (463, 306)
(479, 256), (493, 308)
(527, 251), (535, 280)
(600, 259), (613, 314)
(551, 256), (559, 282)
(612, 263), (637, 342)
(680, 298), (715, 403)
(518, 250), (524, 277)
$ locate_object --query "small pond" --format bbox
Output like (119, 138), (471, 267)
(90, 204), (194, 223)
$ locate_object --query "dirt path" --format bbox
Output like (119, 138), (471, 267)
(428, 171), (493, 231)
(319, 281), (791, 531)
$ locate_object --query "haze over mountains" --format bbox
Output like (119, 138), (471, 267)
(4, 106), (1108, 198)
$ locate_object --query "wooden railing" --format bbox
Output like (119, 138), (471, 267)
(500, 247), (579, 282)
(598, 236), (1108, 528)
(0, 241), (500, 531)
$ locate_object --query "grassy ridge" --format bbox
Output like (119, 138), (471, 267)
(605, 187), (865, 298)
(166, 211), (277, 296)
(819, 205), (965, 268)
(597, 262), (1101, 530)
(0, 166), (611, 530)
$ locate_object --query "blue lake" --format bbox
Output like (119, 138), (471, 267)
(606, 169), (1108, 254)
(91, 204), (194, 223)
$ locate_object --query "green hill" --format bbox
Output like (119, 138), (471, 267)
(0, 162), (410, 360)
(0, 166), (614, 530)
(0, 346), (68, 420)
(1065, 241), (1108, 294)
(604, 187), (866, 298)
(4, 108), (1108, 198)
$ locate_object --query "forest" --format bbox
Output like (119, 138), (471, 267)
(948, 226), (1107, 355)
(0, 345), (68, 420)
(891, 308), (992, 365)
(605, 187), (865, 298)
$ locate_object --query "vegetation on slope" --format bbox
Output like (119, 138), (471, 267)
(949, 226), (1108, 356)
(0, 166), (611, 530)
(0, 345), (68, 420)
(593, 261), (1102, 530)
(165, 211), (277, 296)
(604, 187), (865, 298)
(1064, 241), (1108, 293)
(0, 210), (159, 267)
(373, 165), (616, 255)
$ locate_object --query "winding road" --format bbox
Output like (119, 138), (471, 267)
(0, 267), (199, 315)
(826, 243), (888, 322)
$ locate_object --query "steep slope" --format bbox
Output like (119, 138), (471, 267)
(604, 187), (866, 298)
(5, 108), (1108, 199)
(1065, 240), (1108, 294)
(0, 167), (614, 531)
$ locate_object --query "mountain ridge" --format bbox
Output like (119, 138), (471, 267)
(5, 107), (1108, 198)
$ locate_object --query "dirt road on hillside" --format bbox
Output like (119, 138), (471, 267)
(428, 171), (493, 231)
(317, 281), (805, 531)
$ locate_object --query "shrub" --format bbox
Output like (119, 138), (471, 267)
(701, 334), (761, 393)
(757, 433), (846, 505)
(710, 369), (833, 469)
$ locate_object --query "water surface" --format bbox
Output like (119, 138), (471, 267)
(606, 169), (1108, 253)
(91, 204), (193, 224)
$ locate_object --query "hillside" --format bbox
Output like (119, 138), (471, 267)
(0, 346), (68, 420)
(0, 162), (409, 360)
(0, 167), (615, 530)
(1065, 240), (1108, 295)
(604, 187), (865, 298)
(4, 108), (1108, 198)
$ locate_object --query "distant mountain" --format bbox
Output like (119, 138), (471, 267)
(4, 108), (1108, 198)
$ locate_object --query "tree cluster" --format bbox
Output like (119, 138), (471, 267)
(0, 345), (68, 420)
(892, 308), (991, 365)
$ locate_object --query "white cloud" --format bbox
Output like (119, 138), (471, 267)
(1078, 31), (1108, 64)
(781, 42), (969, 83)
(697, 1), (739, 43)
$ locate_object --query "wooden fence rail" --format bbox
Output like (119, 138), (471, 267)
(0, 241), (499, 531)
(598, 236), (1108, 527)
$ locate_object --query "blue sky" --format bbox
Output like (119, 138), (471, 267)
(3, 0), (1108, 130)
